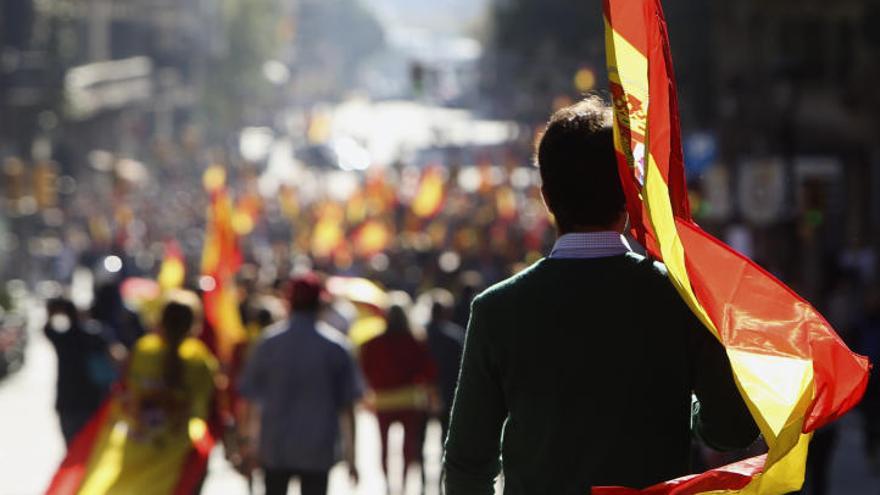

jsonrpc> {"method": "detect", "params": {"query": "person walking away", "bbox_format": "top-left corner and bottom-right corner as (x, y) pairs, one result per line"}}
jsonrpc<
(360, 293), (438, 495)
(76, 290), (218, 494)
(423, 289), (465, 495)
(238, 273), (361, 495)
(423, 289), (464, 441)
(444, 97), (758, 494)
(44, 297), (114, 445)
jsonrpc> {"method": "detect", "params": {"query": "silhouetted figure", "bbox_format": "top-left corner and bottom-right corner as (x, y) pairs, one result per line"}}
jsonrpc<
(239, 274), (361, 495)
(44, 297), (113, 445)
(360, 295), (438, 495)
(424, 288), (464, 439)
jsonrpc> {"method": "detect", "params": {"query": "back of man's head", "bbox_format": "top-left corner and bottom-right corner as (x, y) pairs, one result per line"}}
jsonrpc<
(536, 96), (625, 233)
(288, 272), (324, 314)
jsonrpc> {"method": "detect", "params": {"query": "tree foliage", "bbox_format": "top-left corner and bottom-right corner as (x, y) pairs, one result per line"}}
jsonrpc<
(201, 0), (282, 133)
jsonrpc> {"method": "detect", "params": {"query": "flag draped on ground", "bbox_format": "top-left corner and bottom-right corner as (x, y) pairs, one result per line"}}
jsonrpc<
(599, 1), (870, 494)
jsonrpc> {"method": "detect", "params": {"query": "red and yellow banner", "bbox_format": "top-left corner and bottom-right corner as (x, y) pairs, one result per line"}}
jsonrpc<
(158, 240), (186, 291)
(412, 166), (447, 219)
(599, 1), (869, 493)
(202, 170), (246, 363)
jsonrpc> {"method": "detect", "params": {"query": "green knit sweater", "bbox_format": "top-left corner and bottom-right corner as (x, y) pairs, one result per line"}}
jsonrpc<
(443, 253), (758, 494)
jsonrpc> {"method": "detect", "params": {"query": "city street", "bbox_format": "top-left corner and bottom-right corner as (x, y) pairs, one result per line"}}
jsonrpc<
(2, 1), (879, 494)
(0, 299), (876, 495)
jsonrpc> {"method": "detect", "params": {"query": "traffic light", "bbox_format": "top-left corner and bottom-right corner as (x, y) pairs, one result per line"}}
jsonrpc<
(410, 61), (425, 95)
(33, 160), (58, 209)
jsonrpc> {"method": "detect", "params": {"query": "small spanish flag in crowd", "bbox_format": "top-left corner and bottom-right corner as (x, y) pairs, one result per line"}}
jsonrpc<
(352, 219), (393, 258)
(412, 165), (446, 219)
(597, 1), (870, 494)
(157, 240), (186, 291)
(311, 202), (346, 260)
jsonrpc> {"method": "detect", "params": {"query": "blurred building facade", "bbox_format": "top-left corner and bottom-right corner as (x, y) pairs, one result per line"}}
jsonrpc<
(0, 0), (224, 282)
(712, 0), (880, 298)
(1, 0), (228, 168)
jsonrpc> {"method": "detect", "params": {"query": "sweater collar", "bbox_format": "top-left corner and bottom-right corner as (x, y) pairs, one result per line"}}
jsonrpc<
(548, 231), (632, 259)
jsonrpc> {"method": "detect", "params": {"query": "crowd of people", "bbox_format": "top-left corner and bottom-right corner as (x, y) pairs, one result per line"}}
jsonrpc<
(41, 224), (474, 495)
(21, 128), (880, 495)
(0, 95), (866, 495)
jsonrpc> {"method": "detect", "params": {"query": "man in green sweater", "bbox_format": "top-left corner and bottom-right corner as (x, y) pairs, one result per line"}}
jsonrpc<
(443, 96), (759, 494)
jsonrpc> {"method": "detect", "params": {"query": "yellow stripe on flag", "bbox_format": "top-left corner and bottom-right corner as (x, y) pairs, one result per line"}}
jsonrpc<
(642, 155), (716, 336)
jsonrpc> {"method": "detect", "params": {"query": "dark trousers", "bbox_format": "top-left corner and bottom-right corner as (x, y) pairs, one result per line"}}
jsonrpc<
(264, 467), (329, 495)
(802, 426), (837, 495)
(59, 409), (94, 446)
(377, 410), (427, 473)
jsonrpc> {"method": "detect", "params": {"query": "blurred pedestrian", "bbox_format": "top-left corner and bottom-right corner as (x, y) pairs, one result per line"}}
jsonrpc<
(423, 288), (464, 439)
(452, 272), (483, 329)
(444, 97), (758, 492)
(226, 293), (286, 485)
(44, 297), (114, 445)
(92, 279), (145, 349)
(125, 291), (217, 437)
(238, 273), (361, 495)
(360, 293), (438, 495)
(422, 289), (464, 495)
(75, 290), (218, 494)
(856, 287), (880, 473)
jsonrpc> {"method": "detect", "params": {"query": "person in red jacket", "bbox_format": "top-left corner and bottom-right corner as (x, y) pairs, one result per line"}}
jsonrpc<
(360, 294), (438, 494)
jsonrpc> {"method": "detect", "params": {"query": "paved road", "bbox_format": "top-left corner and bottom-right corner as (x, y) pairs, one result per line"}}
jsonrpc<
(1, 299), (876, 494)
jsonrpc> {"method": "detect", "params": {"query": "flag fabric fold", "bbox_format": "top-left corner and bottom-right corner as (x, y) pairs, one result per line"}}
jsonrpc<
(600, 1), (870, 493)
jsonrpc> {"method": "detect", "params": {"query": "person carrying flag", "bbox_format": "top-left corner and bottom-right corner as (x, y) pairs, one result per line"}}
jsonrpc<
(443, 97), (759, 494)
(54, 290), (219, 495)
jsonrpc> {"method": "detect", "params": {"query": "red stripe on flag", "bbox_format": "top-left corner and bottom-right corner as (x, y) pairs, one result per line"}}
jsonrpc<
(593, 454), (763, 495)
(675, 218), (870, 431)
(644, 0), (689, 219)
(171, 427), (215, 495)
(45, 399), (114, 495)
(603, 0), (649, 55)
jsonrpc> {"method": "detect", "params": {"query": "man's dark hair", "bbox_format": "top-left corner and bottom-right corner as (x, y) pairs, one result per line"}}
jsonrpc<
(288, 273), (324, 313)
(536, 96), (625, 231)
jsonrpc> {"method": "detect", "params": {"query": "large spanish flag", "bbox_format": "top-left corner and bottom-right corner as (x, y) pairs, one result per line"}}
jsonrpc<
(599, 1), (870, 494)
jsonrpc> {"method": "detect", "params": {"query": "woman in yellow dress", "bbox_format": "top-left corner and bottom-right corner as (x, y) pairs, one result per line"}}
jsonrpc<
(76, 291), (218, 495)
